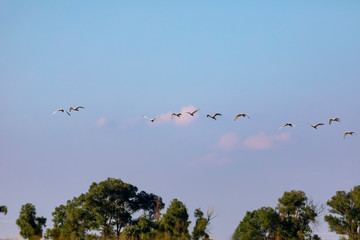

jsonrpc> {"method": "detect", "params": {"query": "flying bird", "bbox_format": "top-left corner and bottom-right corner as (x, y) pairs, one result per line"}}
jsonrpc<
(142, 115), (160, 122)
(234, 113), (250, 121)
(344, 131), (356, 139)
(186, 109), (200, 116)
(207, 113), (222, 120)
(329, 118), (340, 125)
(69, 106), (85, 112)
(171, 113), (182, 119)
(308, 122), (325, 129)
(52, 109), (70, 116)
(279, 123), (296, 129)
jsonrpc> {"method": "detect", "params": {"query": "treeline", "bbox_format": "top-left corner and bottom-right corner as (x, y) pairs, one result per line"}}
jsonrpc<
(13, 178), (214, 240)
(3, 179), (360, 240)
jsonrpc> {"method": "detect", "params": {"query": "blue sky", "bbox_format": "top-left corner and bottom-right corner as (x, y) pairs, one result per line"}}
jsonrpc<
(1, 1), (360, 239)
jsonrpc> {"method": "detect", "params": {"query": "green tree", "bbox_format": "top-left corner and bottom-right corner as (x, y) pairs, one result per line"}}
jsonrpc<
(324, 185), (360, 240)
(232, 207), (279, 240)
(84, 178), (162, 239)
(46, 195), (95, 240)
(161, 199), (191, 239)
(276, 190), (321, 239)
(0, 205), (7, 215)
(16, 203), (47, 240)
(191, 208), (215, 240)
(233, 190), (322, 240)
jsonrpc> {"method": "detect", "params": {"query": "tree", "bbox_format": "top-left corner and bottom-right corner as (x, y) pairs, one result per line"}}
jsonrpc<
(192, 208), (215, 240)
(324, 185), (360, 240)
(232, 207), (279, 240)
(46, 195), (95, 240)
(16, 203), (46, 240)
(161, 199), (191, 239)
(233, 190), (322, 240)
(0, 205), (7, 215)
(276, 190), (321, 239)
(83, 177), (163, 239)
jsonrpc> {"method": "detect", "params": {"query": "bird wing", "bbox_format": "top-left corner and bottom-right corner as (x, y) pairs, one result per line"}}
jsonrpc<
(52, 109), (60, 115)
(234, 115), (240, 121)
(329, 119), (333, 125)
(142, 115), (152, 120)
(316, 123), (324, 127)
(214, 113), (222, 117)
(192, 109), (200, 114)
(69, 107), (74, 112)
(65, 110), (71, 116)
(344, 132), (349, 139)
(152, 115), (160, 121)
(171, 113), (175, 119)
(76, 106), (85, 110)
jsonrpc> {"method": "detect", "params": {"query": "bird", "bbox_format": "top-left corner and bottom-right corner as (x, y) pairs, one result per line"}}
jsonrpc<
(308, 122), (325, 129)
(186, 109), (200, 116)
(207, 113), (222, 120)
(52, 109), (70, 116)
(234, 113), (250, 121)
(171, 113), (182, 119)
(69, 106), (85, 112)
(344, 131), (356, 139)
(142, 115), (160, 122)
(279, 123), (296, 129)
(329, 118), (340, 125)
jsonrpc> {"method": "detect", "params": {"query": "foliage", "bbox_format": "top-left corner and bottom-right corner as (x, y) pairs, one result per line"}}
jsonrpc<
(233, 207), (279, 240)
(0, 205), (8, 215)
(324, 185), (360, 240)
(16, 203), (46, 240)
(233, 190), (322, 240)
(192, 208), (215, 240)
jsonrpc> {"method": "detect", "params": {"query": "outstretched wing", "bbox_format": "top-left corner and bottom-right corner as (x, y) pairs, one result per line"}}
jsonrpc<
(192, 109), (200, 114)
(152, 115), (160, 121)
(329, 119), (333, 125)
(214, 113), (222, 117)
(76, 106), (85, 110)
(234, 115), (240, 121)
(52, 109), (60, 115)
(142, 115), (152, 120)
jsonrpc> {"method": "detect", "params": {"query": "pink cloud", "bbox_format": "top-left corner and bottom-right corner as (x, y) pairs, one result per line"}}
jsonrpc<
(150, 105), (199, 126)
(243, 132), (290, 150)
(217, 132), (240, 150)
(96, 117), (107, 127)
(189, 153), (231, 167)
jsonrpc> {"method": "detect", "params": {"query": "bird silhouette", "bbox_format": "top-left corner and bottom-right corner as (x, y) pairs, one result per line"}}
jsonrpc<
(207, 113), (222, 120)
(234, 113), (250, 121)
(329, 118), (340, 125)
(308, 122), (324, 129)
(69, 106), (85, 112)
(186, 109), (200, 116)
(52, 109), (70, 116)
(171, 113), (182, 119)
(279, 123), (296, 129)
(142, 115), (160, 122)
(344, 131), (356, 139)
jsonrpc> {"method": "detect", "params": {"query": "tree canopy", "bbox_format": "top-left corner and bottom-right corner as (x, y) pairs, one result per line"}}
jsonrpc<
(0, 205), (7, 215)
(16, 203), (47, 240)
(324, 185), (360, 240)
(233, 190), (321, 240)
